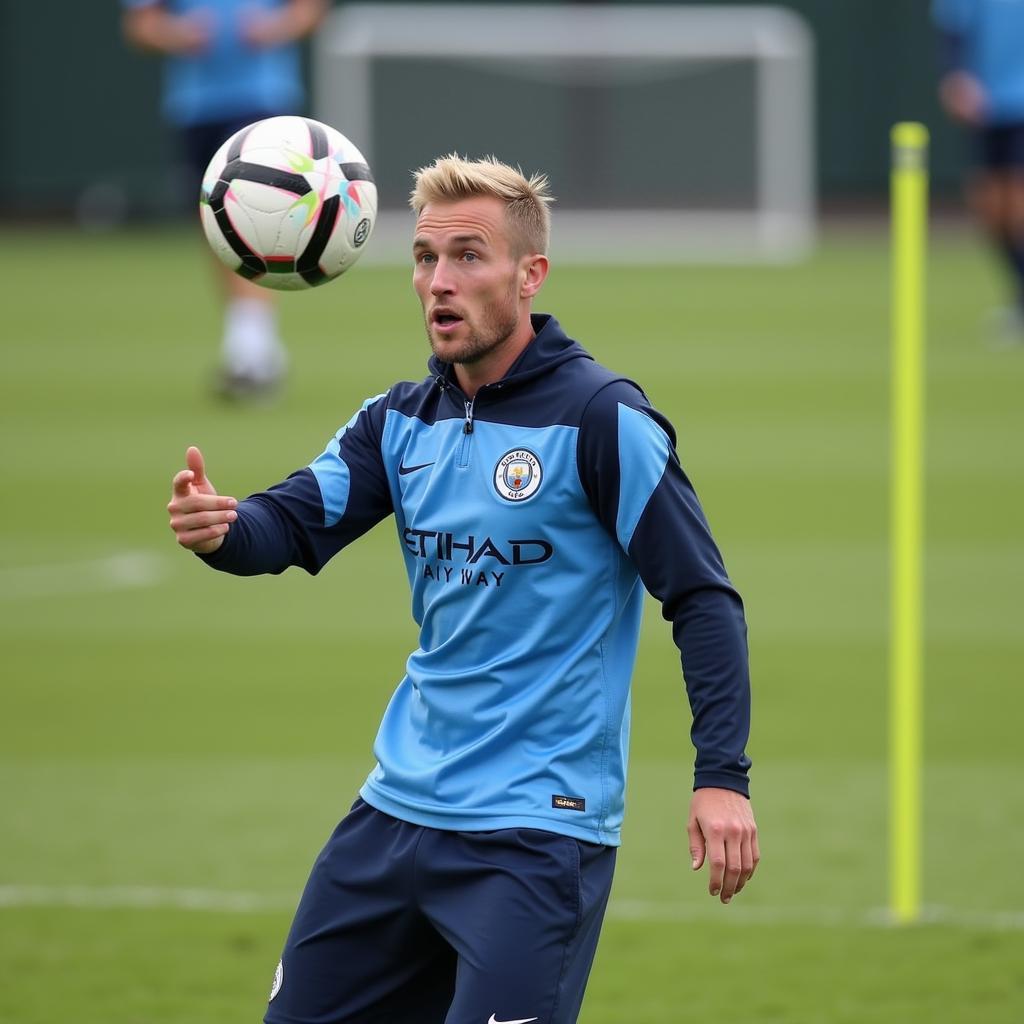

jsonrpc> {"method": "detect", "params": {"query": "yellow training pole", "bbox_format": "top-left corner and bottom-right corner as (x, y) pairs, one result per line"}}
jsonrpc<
(889, 122), (928, 925)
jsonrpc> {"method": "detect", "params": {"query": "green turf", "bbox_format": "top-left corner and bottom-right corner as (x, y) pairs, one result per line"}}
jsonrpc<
(1, 223), (1022, 1022)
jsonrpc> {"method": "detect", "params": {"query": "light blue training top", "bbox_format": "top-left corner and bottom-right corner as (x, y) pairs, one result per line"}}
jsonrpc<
(932, 0), (1024, 122)
(202, 316), (752, 847)
(123, 0), (303, 126)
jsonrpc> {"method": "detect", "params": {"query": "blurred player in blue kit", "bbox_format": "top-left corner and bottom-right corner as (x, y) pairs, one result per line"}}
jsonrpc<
(932, 0), (1024, 340)
(167, 155), (758, 1024)
(122, 0), (327, 396)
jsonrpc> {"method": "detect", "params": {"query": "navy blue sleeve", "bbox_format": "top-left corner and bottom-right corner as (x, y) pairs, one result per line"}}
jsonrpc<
(578, 380), (752, 796)
(201, 393), (394, 577)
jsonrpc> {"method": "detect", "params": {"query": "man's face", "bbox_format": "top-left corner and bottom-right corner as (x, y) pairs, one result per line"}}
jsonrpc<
(412, 196), (524, 367)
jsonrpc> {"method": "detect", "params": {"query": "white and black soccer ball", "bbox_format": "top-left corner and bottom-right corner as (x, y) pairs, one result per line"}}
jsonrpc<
(199, 115), (377, 291)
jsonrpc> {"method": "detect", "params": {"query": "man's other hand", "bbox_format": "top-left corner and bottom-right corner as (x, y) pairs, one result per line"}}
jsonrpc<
(687, 787), (759, 904)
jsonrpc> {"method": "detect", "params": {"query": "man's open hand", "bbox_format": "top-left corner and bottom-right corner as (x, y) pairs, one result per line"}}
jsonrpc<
(167, 446), (237, 554)
(687, 787), (759, 904)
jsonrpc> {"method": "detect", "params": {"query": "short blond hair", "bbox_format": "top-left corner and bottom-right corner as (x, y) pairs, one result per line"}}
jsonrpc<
(410, 154), (553, 256)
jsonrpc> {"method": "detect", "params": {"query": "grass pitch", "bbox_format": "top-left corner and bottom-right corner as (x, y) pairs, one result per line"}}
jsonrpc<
(1, 222), (1022, 1022)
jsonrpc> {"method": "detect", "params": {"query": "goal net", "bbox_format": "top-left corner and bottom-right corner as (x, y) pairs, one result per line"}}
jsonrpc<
(314, 4), (815, 263)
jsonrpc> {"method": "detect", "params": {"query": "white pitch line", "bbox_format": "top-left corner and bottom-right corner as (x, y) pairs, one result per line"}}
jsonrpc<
(0, 886), (1021, 931)
(0, 551), (167, 600)
(0, 885), (292, 914)
(609, 898), (1024, 931)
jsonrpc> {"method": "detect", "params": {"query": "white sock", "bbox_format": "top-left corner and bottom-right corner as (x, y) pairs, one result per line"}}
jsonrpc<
(221, 298), (287, 380)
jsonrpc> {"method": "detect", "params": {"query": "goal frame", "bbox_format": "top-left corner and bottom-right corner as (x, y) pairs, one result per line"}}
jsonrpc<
(314, 3), (815, 263)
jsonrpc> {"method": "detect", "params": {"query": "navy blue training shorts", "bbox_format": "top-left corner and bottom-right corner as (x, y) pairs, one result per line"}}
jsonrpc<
(179, 110), (283, 192)
(975, 121), (1024, 171)
(264, 798), (617, 1024)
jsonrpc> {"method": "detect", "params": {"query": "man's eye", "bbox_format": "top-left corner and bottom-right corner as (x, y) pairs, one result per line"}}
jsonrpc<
(417, 253), (436, 264)
(462, 252), (478, 262)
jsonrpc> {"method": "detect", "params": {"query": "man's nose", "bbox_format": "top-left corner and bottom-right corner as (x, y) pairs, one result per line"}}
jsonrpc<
(429, 258), (455, 295)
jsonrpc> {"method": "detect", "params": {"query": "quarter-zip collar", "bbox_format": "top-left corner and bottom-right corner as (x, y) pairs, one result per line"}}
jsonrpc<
(429, 313), (593, 402)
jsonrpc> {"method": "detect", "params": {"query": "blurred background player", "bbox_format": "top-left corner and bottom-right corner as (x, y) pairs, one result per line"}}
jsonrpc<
(122, 0), (327, 397)
(932, 0), (1024, 343)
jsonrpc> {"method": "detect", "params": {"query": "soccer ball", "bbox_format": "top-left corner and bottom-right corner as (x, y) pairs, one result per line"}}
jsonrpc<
(199, 115), (377, 291)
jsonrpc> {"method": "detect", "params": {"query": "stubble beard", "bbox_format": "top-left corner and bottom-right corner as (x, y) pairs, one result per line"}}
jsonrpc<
(426, 282), (520, 367)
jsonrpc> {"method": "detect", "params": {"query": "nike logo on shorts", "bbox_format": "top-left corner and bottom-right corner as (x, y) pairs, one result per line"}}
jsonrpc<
(488, 1015), (539, 1024)
(398, 460), (435, 475)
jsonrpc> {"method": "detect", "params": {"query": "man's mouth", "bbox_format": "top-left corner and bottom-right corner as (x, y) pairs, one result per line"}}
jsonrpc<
(431, 308), (465, 334)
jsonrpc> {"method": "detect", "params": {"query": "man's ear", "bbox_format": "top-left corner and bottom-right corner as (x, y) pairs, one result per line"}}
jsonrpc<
(520, 254), (549, 298)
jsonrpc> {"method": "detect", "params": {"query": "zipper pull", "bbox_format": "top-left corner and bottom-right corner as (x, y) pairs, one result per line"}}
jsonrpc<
(463, 398), (475, 434)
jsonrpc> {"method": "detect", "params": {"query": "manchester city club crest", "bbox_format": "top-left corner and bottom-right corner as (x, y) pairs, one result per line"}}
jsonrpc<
(493, 448), (543, 502)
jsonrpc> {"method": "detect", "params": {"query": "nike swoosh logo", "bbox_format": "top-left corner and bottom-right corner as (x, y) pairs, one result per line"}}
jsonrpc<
(488, 1016), (538, 1024)
(398, 461), (435, 476)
